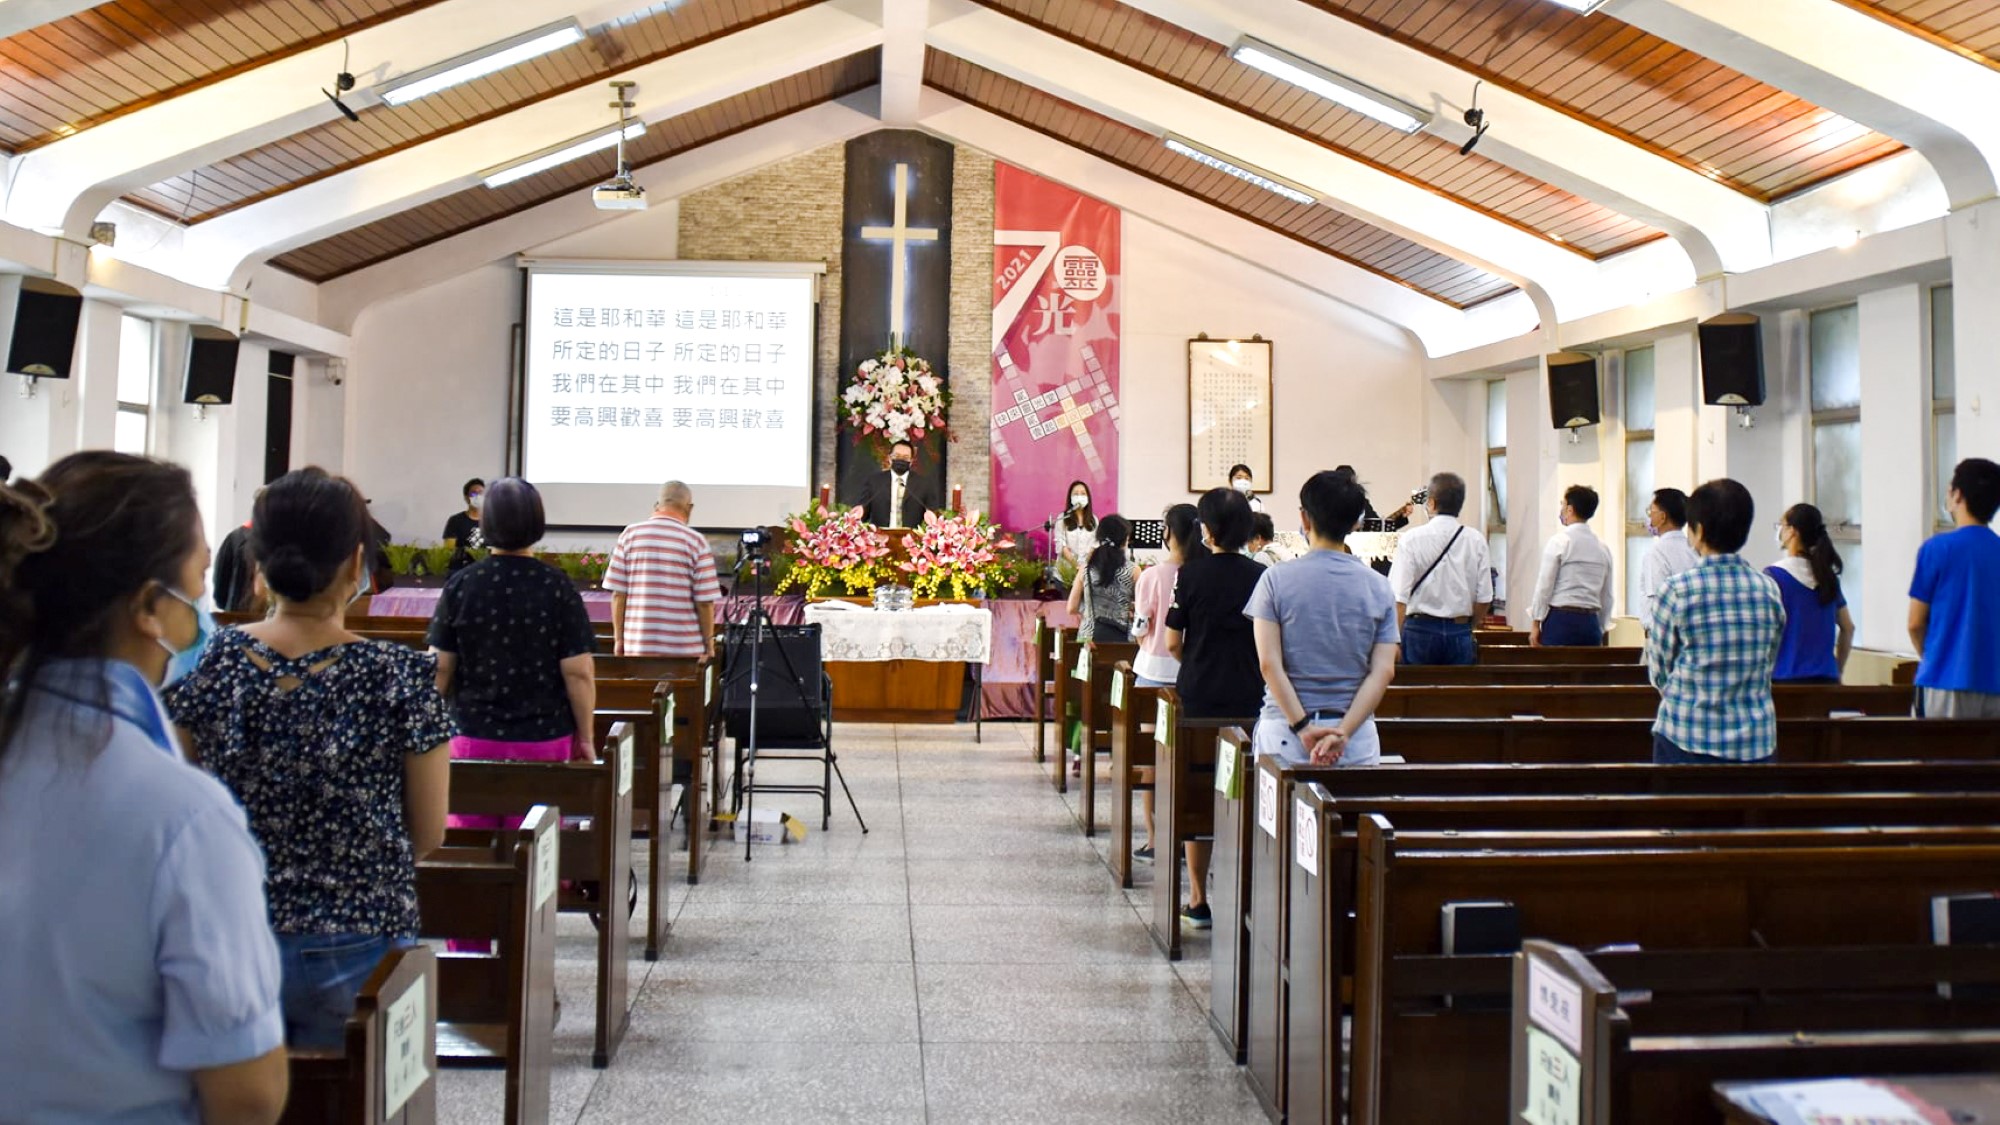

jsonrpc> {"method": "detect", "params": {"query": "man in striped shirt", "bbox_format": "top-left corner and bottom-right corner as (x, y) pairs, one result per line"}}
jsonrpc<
(606, 481), (720, 660)
(1645, 478), (1786, 763)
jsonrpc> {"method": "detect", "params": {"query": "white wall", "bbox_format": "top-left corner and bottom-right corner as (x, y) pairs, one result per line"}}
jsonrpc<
(1117, 212), (1425, 520)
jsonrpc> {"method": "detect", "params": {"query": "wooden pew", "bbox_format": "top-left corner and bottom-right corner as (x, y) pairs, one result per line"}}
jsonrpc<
(1286, 787), (2000, 1125)
(1392, 663), (1650, 686)
(447, 727), (634, 1069)
(1372, 683), (1913, 719)
(1106, 662), (1164, 889)
(590, 690), (671, 962)
(1473, 628), (1530, 645)
(280, 945), (438, 1125)
(1147, 691), (1249, 962)
(1049, 627), (1077, 792)
(1515, 939), (2000, 1125)
(1238, 754), (2000, 1123)
(1032, 617), (1056, 764)
(1350, 820), (2000, 1125)
(1478, 646), (1642, 665)
(1074, 639), (1140, 837)
(1374, 715), (2000, 764)
(416, 805), (557, 1125)
(596, 655), (721, 888)
(1209, 726), (1258, 1063)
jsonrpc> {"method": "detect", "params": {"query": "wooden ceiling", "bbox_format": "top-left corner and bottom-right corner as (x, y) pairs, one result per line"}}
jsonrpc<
(1295, 0), (1905, 200)
(124, 0), (819, 224)
(0, 0), (448, 153)
(926, 50), (1518, 308)
(270, 51), (880, 282)
(971, 0), (1662, 260)
(1834, 1), (2000, 68)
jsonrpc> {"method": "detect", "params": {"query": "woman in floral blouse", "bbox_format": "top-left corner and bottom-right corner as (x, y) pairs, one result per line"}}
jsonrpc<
(168, 467), (452, 1049)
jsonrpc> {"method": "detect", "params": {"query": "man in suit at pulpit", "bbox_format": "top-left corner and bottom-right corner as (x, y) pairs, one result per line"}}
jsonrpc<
(858, 439), (940, 528)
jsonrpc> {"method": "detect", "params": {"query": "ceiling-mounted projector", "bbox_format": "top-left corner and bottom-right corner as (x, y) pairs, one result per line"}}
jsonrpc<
(593, 174), (646, 210)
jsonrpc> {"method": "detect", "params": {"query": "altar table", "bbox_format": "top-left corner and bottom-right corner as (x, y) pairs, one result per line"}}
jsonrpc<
(803, 603), (993, 724)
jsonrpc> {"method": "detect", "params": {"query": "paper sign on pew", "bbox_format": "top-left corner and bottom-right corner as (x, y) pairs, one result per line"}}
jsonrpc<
(534, 822), (560, 911)
(1215, 739), (1240, 800)
(1110, 672), (1125, 711)
(382, 974), (429, 1118)
(1293, 798), (1319, 876)
(1257, 768), (1279, 839)
(1526, 955), (1584, 1054)
(1521, 1026), (1580, 1125)
(1073, 648), (1089, 682)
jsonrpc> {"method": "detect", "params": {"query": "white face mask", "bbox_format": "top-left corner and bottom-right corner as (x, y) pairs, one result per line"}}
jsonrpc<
(1233, 479), (1253, 494)
(1071, 494), (1088, 510)
(469, 492), (484, 511)
(1776, 526), (1787, 549)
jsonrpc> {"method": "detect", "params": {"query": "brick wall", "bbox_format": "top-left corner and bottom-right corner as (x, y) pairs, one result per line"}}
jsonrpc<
(676, 135), (998, 518)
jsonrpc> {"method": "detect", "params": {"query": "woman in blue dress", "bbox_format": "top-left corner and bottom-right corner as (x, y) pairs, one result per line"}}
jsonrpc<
(1766, 503), (1855, 684)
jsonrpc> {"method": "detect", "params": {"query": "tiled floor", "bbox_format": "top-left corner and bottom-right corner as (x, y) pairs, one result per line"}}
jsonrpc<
(436, 720), (1265, 1123)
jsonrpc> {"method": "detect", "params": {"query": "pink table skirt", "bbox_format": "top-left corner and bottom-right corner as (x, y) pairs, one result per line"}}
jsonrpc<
(363, 587), (1071, 720)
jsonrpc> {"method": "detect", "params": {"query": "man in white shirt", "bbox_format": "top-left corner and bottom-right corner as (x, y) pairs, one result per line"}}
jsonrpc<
(1638, 487), (1700, 629)
(1529, 484), (1618, 646)
(1389, 472), (1493, 665)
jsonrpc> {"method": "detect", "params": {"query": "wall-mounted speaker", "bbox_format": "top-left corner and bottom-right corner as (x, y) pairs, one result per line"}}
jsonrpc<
(1546, 351), (1600, 430)
(1699, 313), (1765, 407)
(4, 278), (84, 379)
(183, 326), (241, 405)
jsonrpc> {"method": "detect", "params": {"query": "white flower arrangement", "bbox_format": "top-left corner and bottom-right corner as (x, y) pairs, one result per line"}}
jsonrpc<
(841, 346), (952, 452)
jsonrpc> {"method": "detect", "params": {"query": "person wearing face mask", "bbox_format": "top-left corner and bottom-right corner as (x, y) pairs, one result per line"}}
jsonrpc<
(442, 477), (486, 573)
(0, 452), (289, 1124)
(1228, 463), (1265, 513)
(1637, 488), (1698, 629)
(166, 466), (453, 1049)
(1059, 479), (1098, 566)
(1528, 485), (1617, 647)
(1767, 503), (1854, 684)
(859, 440), (939, 529)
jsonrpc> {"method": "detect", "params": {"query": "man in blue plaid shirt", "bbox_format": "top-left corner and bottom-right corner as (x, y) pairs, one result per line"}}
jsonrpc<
(1646, 478), (1786, 763)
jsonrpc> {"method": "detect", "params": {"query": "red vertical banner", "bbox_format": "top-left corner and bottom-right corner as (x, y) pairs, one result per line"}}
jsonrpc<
(989, 164), (1121, 543)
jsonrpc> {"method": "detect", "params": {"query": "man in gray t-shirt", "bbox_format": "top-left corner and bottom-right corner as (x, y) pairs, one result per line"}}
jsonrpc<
(1245, 470), (1401, 766)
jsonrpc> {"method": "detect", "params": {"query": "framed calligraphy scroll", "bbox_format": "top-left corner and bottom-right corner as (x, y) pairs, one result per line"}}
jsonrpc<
(1187, 336), (1273, 494)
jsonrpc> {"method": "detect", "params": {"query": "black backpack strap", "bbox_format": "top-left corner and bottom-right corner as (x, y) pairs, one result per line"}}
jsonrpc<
(1407, 525), (1467, 602)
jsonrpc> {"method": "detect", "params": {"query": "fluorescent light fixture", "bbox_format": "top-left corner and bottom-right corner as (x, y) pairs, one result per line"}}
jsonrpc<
(382, 21), (585, 106)
(1541, 0), (1608, 11)
(1230, 37), (1431, 134)
(1163, 135), (1317, 206)
(483, 122), (645, 189)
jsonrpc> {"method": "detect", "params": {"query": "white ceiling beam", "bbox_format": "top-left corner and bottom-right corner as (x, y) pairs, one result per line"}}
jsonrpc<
(0, 0), (677, 238)
(151, 2), (884, 292)
(1608, 0), (2000, 208)
(0, 0), (102, 39)
(915, 89), (1541, 357)
(1117, 0), (1772, 277)
(929, 1), (1678, 323)
(878, 0), (927, 126)
(318, 99), (882, 332)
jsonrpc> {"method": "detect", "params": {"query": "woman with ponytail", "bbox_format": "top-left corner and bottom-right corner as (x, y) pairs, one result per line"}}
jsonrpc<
(0, 453), (287, 1123)
(1766, 503), (1855, 683)
(1067, 513), (1135, 644)
(166, 467), (453, 1049)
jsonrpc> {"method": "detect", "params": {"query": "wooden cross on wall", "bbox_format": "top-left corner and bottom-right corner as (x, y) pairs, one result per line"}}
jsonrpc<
(859, 162), (939, 344)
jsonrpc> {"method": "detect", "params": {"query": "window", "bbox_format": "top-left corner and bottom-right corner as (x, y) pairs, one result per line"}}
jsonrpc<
(113, 316), (154, 455)
(1485, 379), (1508, 599)
(1808, 305), (1862, 629)
(1932, 285), (1956, 530)
(1622, 347), (1656, 616)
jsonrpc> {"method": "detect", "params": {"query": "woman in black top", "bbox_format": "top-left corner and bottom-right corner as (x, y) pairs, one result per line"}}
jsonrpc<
(1161, 486), (1266, 929)
(429, 478), (597, 771)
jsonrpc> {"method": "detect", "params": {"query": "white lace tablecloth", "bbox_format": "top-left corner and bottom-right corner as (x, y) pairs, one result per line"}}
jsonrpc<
(802, 603), (994, 664)
(1345, 532), (1400, 564)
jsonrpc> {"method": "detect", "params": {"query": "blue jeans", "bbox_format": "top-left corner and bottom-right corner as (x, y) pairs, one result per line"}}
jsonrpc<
(1539, 608), (1604, 647)
(1652, 731), (1768, 765)
(1401, 617), (1477, 666)
(277, 932), (396, 1048)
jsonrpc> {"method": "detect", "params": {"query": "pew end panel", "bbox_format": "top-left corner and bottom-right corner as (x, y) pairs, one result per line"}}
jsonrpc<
(1077, 641), (1139, 839)
(1107, 662), (1162, 891)
(280, 944), (440, 1125)
(1208, 726), (1257, 1063)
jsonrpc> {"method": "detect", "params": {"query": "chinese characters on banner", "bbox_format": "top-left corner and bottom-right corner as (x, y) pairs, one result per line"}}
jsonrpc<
(522, 273), (814, 486)
(989, 164), (1121, 543)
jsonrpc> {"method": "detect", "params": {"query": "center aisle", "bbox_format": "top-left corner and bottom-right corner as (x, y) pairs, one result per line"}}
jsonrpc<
(439, 721), (1265, 1124)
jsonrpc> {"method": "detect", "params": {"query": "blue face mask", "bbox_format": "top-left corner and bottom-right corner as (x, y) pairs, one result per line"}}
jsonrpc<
(156, 586), (215, 688)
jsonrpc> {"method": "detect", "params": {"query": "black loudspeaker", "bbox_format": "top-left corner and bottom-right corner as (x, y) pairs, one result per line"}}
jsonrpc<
(1699, 313), (1765, 407)
(183, 329), (240, 404)
(7, 282), (83, 379)
(720, 623), (825, 744)
(1546, 351), (1600, 430)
